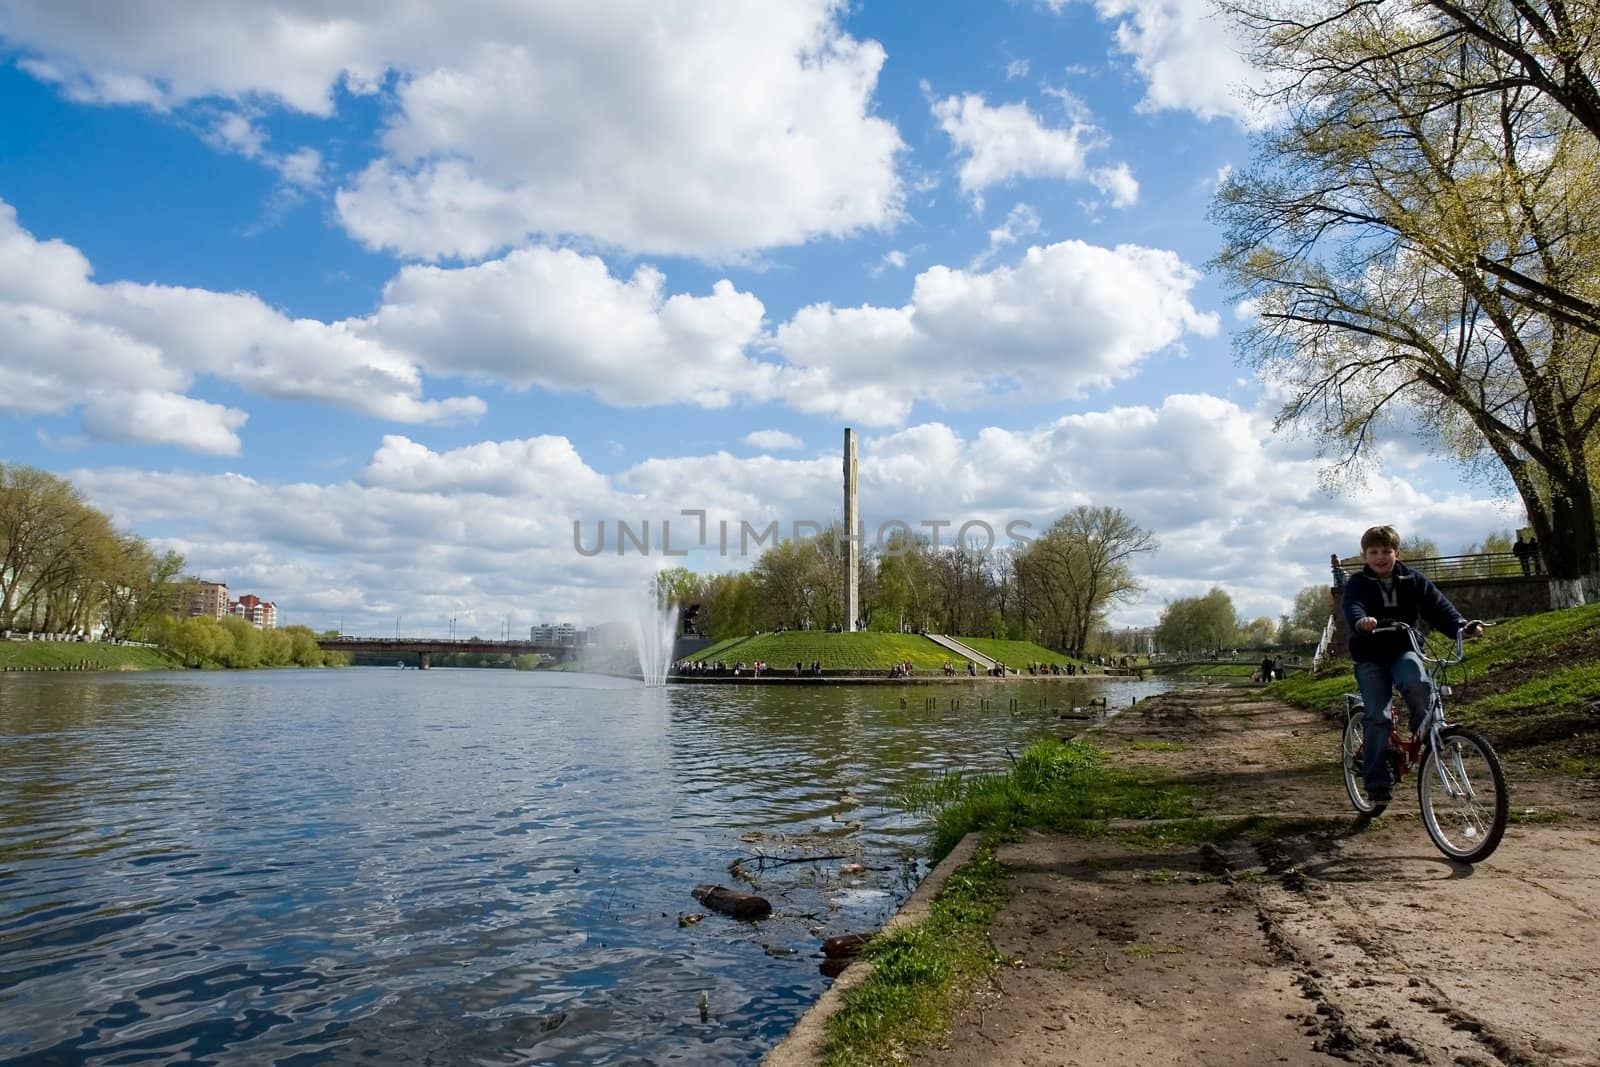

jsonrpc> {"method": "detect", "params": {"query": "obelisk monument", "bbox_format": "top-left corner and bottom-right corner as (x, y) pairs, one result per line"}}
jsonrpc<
(843, 427), (859, 631)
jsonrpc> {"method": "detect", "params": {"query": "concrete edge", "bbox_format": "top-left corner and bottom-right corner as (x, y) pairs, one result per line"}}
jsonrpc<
(760, 831), (985, 1067)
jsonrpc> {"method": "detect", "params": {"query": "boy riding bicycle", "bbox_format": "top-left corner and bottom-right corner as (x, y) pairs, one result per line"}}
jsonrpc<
(1342, 526), (1483, 805)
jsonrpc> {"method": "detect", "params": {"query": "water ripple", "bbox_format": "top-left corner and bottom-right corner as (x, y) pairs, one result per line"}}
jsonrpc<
(0, 669), (1166, 1063)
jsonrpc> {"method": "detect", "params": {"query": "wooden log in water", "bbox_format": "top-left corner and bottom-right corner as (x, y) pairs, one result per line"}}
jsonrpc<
(691, 884), (772, 920)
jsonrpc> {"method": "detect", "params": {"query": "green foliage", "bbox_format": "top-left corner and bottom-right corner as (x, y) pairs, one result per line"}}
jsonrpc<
(146, 616), (345, 669)
(1155, 588), (1238, 654)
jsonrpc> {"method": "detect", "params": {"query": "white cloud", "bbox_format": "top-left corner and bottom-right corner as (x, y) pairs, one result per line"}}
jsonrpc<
(744, 429), (804, 450)
(974, 203), (1043, 267)
(81, 390), (248, 455)
(931, 91), (1109, 204)
(1005, 58), (1030, 79)
(362, 247), (775, 408)
(65, 404), (1516, 635)
(773, 239), (1220, 424)
(1084, 0), (1276, 128)
(0, 1), (906, 259)
(0, 199), (483, 451)
(870, 249), (909, 276)
(1090, 162), (1139, 207)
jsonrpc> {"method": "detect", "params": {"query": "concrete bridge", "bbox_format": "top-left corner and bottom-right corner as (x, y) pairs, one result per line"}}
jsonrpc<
(315, 636), (579, 669)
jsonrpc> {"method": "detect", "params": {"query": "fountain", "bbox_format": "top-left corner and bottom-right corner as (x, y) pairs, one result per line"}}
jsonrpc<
(631, 578), (679, 687)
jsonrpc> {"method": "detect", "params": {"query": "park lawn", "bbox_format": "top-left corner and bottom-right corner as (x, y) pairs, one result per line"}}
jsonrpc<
(1166, 663), (1257, 677)
(688, 632), (956, 670)
(951, 637), (1087, 668)
(0, 641), (179, 671)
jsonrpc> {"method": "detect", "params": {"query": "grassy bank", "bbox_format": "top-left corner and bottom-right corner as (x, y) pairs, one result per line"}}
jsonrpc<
(687, 631), (1084, 671)
(820, 740), (1194, 1064)
(0, 640), (179, 671)
(1269, 601), (1600, 775)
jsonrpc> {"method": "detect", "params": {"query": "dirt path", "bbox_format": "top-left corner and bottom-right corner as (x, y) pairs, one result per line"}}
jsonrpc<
(917, 689), (1600, 1066)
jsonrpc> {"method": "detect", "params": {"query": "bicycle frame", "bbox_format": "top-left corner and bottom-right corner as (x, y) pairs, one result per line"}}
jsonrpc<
(1348, 624), (1466, 791)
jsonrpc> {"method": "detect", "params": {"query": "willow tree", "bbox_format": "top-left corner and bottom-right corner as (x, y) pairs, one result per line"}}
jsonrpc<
(1213, 0), (1600, 603)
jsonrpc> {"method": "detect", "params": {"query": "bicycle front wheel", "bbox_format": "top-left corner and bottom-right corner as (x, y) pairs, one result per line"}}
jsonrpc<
(1418, 726), (1508, 863)
(1342, 708), (1386, 816)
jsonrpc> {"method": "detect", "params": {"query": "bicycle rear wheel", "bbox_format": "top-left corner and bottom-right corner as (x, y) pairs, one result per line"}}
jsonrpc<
(1342, 708), (1386, 816)
(1418, 726), (1508, 863)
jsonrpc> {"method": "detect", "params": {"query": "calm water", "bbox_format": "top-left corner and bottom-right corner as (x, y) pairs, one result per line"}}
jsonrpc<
(0, 668), (1168, 1065)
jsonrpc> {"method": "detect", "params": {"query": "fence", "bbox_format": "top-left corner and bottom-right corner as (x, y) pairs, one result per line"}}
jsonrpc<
(1337, 551), (1530, 582)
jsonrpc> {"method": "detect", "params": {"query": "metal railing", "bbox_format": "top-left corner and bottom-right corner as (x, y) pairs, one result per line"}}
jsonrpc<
(1336, 551), (1534, 582)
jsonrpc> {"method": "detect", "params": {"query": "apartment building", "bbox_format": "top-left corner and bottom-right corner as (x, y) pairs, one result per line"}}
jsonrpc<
(185, 580), (230, 619)
(230, 594), (278, 630)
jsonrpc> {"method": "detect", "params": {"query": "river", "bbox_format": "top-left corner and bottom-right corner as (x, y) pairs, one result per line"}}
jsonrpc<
(0, 667), (1169, 1064)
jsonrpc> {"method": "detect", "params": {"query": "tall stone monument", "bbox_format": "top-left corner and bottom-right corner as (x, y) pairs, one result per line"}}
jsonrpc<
(843, 427), (859, 632)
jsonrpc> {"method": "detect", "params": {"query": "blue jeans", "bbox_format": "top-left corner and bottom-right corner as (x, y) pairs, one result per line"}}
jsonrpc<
(1355, 653), (1432, 793)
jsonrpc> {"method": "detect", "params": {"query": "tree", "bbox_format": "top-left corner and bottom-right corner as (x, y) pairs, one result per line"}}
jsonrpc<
(1018, 507), (1157, 652)
(1224, 0), (1600, 333)
(1214, 0), (1600, 602)
(1156, 589), (1240, 654)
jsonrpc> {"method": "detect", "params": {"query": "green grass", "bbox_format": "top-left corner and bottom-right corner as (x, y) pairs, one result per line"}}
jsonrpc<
(0, 640), (179, 671)
(948, 637), (1087, 668)
(821, 845), (1009, 1067)
(899, 738), (1195, 863)
(686, 631), (1100, 671)
(1164, 663), (1258, 677)
(687, 631), (959, 669)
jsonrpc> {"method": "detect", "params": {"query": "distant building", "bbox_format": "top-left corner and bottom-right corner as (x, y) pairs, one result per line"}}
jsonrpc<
(230, 594), (278, 630)
(530, 621), (586, 646)
(185, 580), (229, 619)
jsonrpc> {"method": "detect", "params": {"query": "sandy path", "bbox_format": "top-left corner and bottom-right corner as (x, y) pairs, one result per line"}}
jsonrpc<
(916, 689), (1600, 1066)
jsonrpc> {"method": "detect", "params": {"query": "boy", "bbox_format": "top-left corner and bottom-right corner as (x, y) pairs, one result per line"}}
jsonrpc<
(1342, 525), (1483, 804)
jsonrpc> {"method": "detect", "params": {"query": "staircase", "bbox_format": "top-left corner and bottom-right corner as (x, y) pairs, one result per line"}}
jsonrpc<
(923, 634), (999, 671)
(1311, 613), (1337, 673)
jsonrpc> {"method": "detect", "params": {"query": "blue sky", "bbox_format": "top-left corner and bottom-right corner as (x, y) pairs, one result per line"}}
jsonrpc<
(0, 0), (1518, 635)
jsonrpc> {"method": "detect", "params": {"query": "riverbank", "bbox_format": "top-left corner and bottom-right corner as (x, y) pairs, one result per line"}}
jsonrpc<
(0, 639), (178, 671)
(792, 681), (1600, 1063)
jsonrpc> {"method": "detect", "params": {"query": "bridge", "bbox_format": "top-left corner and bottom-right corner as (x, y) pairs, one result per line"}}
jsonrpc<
(315, 636), (582, 669)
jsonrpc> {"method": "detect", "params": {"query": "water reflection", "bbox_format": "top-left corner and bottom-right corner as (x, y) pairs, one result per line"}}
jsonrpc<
(0, 668), (1166, 1063)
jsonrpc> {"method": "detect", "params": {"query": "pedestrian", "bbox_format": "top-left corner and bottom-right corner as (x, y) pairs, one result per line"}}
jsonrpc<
(1528, 536), (1544, 575)
(1513, 533), (1532, 576)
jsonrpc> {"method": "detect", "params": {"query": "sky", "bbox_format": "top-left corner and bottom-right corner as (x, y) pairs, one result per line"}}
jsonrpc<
(0, 0), (1523, 637)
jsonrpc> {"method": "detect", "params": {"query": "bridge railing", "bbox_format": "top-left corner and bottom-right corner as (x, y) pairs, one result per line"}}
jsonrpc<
(1336, 551), (1528, 582)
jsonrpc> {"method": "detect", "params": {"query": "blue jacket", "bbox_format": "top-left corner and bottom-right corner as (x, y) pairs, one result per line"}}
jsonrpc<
(1342, 561), (1467, 663)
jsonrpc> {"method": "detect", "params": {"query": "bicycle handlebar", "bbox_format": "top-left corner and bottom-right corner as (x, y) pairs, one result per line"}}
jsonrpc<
(1365, 619), (1485, 666)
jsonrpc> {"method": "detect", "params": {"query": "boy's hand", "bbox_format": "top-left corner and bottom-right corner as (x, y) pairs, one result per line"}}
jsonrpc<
(1357, 617), (1378, 632)
(1464, 620), (1485, 638)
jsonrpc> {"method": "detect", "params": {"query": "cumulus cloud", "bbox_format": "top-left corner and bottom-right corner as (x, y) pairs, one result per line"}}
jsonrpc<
(774, 239), (1219, 424)
(0, 1), (907, 259)
(743, 429), (804, 450)
(81, 390), (248, 455)
(0, 199), (483, 451)
(363, 247), (775, 407)
(1080, 0), (1276, 128)
(67, 403), (1516, 635)
(930, 90), (1136, 207)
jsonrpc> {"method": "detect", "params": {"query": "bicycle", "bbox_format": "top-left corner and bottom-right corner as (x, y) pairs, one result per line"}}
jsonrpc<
(1340, 621), (1509, 864)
